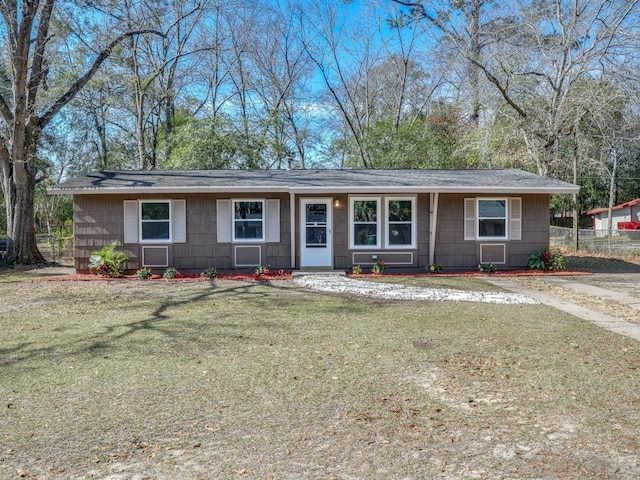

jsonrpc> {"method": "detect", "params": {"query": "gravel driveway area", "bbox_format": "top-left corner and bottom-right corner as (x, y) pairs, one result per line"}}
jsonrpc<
(293, 274), (538, 304)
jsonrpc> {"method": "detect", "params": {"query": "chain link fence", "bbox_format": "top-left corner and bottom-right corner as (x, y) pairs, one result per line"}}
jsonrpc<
(36, 234), (74, 263)
(550, 226), (640, 255)
(0, 235), (73, 263)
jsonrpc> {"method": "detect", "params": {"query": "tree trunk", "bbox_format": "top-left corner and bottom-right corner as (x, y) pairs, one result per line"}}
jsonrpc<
(606, 146), (617, 238)
(572, 126), (579, 251)
(467, 0), (481, 126)
(2, 153), (45, 264)
(136, 93), (147, 169)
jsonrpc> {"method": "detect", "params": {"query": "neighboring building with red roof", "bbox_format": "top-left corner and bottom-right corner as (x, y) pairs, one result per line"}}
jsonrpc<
(587, 198), (640, 231)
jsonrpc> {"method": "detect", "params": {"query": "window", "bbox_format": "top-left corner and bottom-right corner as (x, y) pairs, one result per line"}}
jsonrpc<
(464, 197), (521, 241)
(477, 199), (507, 239)
(352, 198), (380, 248)
(350, 196), (416, 249)
(387, 198), (415, 247)
(233, 200), (265, 241)
(140, 201), (171, 241)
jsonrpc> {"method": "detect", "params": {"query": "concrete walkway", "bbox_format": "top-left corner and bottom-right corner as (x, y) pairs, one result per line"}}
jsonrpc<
(484, 276), (640, 342)
(539, 276), (640, 312)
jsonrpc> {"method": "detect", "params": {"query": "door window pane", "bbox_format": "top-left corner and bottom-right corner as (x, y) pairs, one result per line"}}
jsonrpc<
(306, 204), (327, 223)
(306, 226), (327, 247)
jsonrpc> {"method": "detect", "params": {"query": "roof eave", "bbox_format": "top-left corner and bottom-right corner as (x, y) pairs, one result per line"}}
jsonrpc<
(48, 185), (580, 196)
(290, 186), (580, 195)
(47, 185), (291, 195)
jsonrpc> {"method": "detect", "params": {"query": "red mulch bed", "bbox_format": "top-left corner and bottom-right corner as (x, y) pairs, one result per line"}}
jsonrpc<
(348, 269), (589, 278)
(41, 271), (293, 282)
(41, 269), (587, 282)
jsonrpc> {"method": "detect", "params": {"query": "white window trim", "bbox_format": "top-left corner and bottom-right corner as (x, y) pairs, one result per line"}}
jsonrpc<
(139, 200), (172, 243)
(385, 196), (417, 249)
(232, 199), (266, 243)
(350, 196), (381, 249)
(476, 197), (508, 241)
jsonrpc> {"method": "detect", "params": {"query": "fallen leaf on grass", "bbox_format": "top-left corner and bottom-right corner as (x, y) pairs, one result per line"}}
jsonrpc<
(354, 411), (379, 421)
(412, 340), (435, 350)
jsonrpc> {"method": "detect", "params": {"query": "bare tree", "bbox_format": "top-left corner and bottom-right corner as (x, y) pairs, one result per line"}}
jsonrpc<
(246, 4), (314, 169)
(397, 0), (640, 176)
(107, 0), (211, 169)
(0, 0), (159, 264)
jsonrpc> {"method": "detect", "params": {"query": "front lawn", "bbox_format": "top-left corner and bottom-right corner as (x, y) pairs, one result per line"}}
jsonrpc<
(1, 274), (638, 479)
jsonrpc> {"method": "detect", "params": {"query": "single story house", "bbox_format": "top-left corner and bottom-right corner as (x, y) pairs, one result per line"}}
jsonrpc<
(48, 169), (579, 273)
(587, 198), (640, 232)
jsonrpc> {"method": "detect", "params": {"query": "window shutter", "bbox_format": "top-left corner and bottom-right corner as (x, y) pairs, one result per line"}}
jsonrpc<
(123, 200), (139, 243)
(265, 199), (280, 243)
(464, 198), (476, 240)
(509, 197), (522, 240)
(217, 199), (232, 243)
(172, 199), (187, 243)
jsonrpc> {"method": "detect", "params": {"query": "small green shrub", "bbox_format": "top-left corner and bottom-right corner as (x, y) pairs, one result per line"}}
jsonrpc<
(549, 252), (566, 271)
(528, 248), (566, 271)
(136, 268), (153, 280)
(426, 264), (441, 274)
(201, 267), (218, 279)
(371, 260), (387, 275)
(478, 262), (496, 273)
(254, 264), (271, 276)
(351, 265), (363, 275)
(89, 241), (129, 278)
(163, 267), (178, 279)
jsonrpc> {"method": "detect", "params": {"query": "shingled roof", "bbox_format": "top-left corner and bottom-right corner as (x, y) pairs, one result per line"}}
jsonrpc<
(48, 168), (579, 195)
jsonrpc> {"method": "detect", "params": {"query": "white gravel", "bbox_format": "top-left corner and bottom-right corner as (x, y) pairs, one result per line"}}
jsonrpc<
(293, 275), (538, 305)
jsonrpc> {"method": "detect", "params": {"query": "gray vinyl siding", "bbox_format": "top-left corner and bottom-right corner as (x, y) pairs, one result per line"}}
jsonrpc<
(416, 194), (430, 267)
(434, 194), (550, 269)
(332, 194), (349, 269)
(74, 195), (130, 271)
(73, 193), (291, 272)
(72, 191), (551, 272)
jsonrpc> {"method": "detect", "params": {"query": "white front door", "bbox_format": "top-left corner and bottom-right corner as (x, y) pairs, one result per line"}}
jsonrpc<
(300, 198), (333, 268)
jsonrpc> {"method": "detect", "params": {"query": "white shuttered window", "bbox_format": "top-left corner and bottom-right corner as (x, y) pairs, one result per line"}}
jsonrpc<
(217, 198), (280, 243)
(123, 199), (186, 244)
(464, 197), (522, 241)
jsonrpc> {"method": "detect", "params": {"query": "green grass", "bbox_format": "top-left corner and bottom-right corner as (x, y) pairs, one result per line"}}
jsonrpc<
(1, 275), (639, 479)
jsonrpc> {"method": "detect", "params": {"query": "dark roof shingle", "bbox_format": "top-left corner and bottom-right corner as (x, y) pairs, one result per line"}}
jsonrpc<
(48, 168), (579, 195)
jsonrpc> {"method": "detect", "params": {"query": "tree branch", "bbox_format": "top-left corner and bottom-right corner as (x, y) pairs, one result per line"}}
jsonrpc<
(0, 92), (13, 124)
(27, 0), (55, 111)
(469, 56), (528, 119)
(39, 29), (163, 129)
